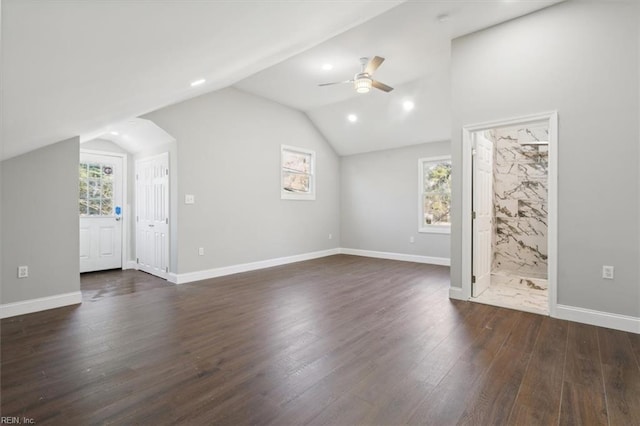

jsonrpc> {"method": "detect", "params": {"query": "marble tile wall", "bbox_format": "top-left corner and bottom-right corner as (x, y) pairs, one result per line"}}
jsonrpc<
(488, 124), (548, 279)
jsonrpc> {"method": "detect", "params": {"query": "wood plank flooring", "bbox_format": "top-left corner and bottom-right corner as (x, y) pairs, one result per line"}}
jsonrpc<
(1, 255), (639, 425)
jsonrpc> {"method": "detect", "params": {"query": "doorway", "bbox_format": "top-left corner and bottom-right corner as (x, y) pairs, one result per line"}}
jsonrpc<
(79, 151), (126, 272)
(461, 112), (558, 316)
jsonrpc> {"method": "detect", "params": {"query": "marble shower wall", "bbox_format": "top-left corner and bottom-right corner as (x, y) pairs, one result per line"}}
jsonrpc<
(488, 124), (548, 279)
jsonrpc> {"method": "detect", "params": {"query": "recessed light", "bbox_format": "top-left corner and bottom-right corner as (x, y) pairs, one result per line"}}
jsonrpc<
(190, 79), (206, 87)
(347, 114), (358, 123)
(322, 63), (333, 71)
(110, 131), (119, 136)
(403, 101), (415, 111)
(437, 13), (450, 22)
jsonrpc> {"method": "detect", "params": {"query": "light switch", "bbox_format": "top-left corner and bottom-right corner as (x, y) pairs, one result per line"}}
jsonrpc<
(185, 194), (195, 204)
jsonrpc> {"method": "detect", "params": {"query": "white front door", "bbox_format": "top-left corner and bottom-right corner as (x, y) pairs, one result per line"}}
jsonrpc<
(136, 153), (169, 279)
(472, 133), (493, 297)
(79, 152), (123, 273)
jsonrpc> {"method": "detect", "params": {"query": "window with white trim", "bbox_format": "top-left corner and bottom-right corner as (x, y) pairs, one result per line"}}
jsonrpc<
(281, 145), (315, 200)
(419, 156), (451, 233)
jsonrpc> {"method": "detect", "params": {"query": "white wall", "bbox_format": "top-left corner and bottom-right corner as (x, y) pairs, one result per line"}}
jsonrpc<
(341, 141), (450, 261)
(450, 1), (640, 317)
(1, 137), (81, 304)
(143, 87), (340, 274)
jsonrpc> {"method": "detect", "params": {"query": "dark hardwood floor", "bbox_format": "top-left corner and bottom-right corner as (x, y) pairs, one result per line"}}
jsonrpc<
(2, 255), (639, 425)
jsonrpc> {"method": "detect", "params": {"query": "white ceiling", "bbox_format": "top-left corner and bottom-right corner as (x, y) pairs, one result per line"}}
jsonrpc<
(235, 0), (562, 156)
(1, 0), (562, 160)
(1, 0), (402, 160)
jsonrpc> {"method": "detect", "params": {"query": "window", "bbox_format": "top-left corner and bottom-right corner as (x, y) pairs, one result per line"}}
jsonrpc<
(79, 161), (115, 216)
(419, 156), (451, 233)
(281, 145), (315, 200)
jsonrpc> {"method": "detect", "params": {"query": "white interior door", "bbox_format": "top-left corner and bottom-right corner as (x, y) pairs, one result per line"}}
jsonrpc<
(136, 153), (169, 279)
(79, 152), (123, 273)
(472, 133), (493, 297)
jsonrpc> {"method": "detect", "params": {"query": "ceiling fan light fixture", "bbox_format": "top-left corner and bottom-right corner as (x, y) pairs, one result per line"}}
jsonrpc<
(354, 77), (372, 94)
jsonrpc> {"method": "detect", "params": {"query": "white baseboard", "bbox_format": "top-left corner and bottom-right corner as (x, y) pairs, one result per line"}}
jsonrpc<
(448, 286), (466, 301)
(173, 248), (341, 284)
(339, 248), (450, 266)
(170, 248), (449, 285)
(123, 260), (138, 270)
(555, 304), (640, 334)
(0, 292), (82, 319)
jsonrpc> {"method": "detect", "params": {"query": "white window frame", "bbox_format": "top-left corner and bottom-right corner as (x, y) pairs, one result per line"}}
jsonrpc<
(281, 145), (316, 201)
(418, 155), (452, 234)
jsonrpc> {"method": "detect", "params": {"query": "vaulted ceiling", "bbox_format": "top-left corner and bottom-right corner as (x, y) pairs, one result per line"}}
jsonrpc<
(1, 0), (561, 160)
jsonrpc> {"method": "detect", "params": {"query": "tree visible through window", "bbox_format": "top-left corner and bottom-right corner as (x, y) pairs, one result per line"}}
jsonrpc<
(419, 156), (451, 233)
(79, 162), (114, 216)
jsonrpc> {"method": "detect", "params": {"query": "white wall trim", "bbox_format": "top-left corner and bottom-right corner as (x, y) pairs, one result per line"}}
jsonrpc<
(449, 286), (465, 300)
(555, 304), (640, 334)
(0, 292), (82, 319)
(172, 248), (341, 284)
(170, 248), (449, 285)
(123, 260), (138, 270)
(340, 248), (450, 266)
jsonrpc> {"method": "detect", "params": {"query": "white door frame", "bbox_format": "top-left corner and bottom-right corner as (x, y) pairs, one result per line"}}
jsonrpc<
(461, 111), (558, 316)
(80, 149), (129, 270)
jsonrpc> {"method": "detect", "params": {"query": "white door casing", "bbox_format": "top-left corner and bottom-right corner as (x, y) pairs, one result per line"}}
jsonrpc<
(136, 153), (169, 279)
(460, 111), (558, 317)
(472, 133), (493, 297)
(79, 152), (124, 273)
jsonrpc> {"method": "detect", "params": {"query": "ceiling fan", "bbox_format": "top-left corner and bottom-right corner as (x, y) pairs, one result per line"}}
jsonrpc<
(319, 56), (394, 94)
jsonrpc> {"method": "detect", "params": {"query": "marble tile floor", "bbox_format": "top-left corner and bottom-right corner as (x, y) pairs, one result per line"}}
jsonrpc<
(472, 273), (548, 315)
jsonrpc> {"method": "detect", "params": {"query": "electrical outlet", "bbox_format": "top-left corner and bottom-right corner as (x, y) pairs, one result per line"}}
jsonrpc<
(198, 247), (205, 256)
(185, 194), (195, 204)
(18, 266), (28, 278)
(409, 236), (415, 244)
(602, 265), (614, 280)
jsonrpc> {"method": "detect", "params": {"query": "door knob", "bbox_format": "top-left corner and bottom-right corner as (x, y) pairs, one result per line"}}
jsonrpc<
(115, 217), (121, 221)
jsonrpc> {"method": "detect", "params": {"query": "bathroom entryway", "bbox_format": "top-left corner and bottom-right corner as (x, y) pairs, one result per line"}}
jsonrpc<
(462, 112), (558, 316)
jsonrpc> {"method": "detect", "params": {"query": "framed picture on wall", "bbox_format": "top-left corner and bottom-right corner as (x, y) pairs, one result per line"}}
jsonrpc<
(281, 145), (315, 200)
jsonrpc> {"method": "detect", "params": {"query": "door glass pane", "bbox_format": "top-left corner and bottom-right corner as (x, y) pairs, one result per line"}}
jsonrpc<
(88, 179), (101, 198)
(102, 199), (113, 215)
(79, 160), (116, 216)
(88, 163), (101, 178)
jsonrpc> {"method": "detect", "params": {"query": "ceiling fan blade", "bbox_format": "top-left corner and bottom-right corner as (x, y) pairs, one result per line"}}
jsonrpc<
(364, 56), (385, 75)
(318, 80), (352, 87)
(372, 80), (394, 92)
